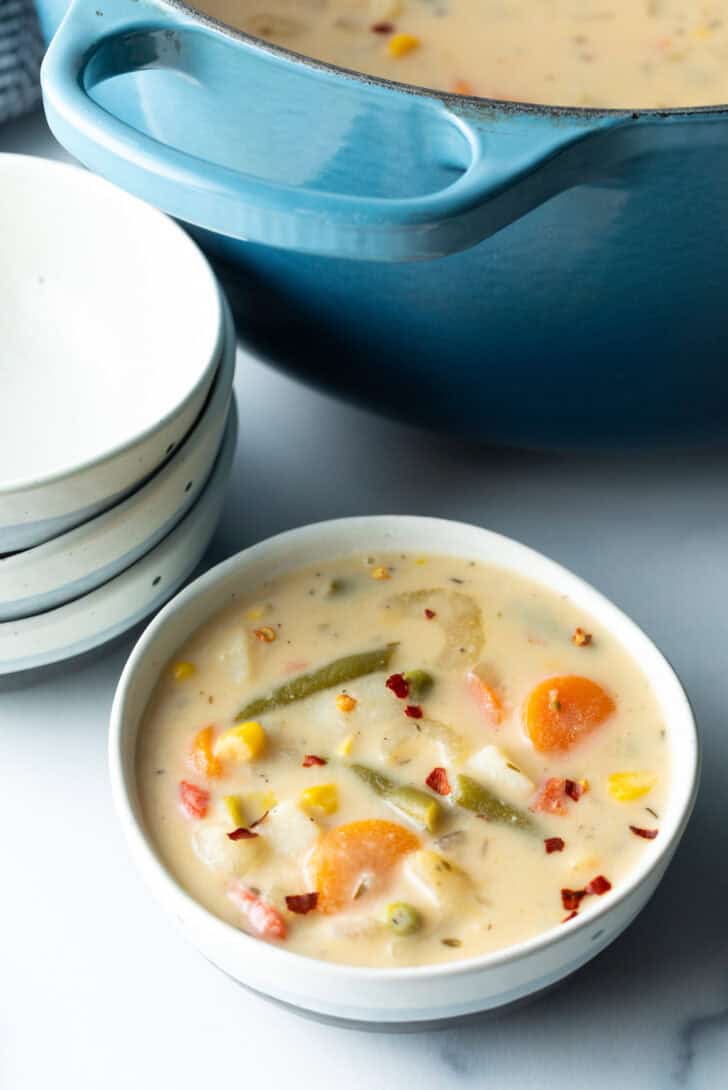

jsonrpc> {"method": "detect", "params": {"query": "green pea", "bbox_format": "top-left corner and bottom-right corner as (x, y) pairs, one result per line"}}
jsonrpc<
(403, 669), (434, 700)
(386, 902), (422, 936)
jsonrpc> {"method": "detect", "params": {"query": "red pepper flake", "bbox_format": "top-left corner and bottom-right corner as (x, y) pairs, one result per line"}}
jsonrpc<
(564, 779), (584, 802)
(424, 608), (436, 619)
(227, 827), (259, 840)
(561, 888), (588, 912)
(386, 673), (410, 699)
(630, 825), (659, 839)
(302, 754), (327, 767)
(544, 837), (565, 854)
(426, 767), (451, 796)
(370, 20), (394, 33)
(587, 875), (612, 896)
(285, 892), (319, 914)
(179, 780), (209, 819)
(405, 704), (423, 719)
(562, 910), (579, 923)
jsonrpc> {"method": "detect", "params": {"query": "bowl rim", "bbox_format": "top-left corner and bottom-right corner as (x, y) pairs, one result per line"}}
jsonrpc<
(0, 153), (223, 498)
(109, 515), (700, 984)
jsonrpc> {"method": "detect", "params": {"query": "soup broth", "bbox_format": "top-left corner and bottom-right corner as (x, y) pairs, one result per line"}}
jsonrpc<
(194, 0), (728, 108)
(138, 552), (668, 968)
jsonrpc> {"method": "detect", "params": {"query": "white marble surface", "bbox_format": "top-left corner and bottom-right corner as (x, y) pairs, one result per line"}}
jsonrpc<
(2, 110), (727, 1090)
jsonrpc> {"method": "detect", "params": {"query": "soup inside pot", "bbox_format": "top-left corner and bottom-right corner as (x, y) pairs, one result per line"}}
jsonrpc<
(138, 551), (669, 968)
(191, 0), (728, 108)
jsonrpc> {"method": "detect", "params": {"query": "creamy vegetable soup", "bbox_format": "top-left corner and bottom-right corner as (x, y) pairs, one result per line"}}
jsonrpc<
(138, 553), (668, 968)
(196, 0), (728, 108)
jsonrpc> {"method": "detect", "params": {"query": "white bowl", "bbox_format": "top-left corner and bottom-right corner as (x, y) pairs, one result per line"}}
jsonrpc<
(0, 153), (224, 551)
(0, 295), (236, 621)
(109, 517), (699, 1027)
(0, 400), (237, 678)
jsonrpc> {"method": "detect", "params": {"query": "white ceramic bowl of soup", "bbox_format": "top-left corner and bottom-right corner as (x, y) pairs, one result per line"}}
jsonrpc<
(109, 516), (699, 1026)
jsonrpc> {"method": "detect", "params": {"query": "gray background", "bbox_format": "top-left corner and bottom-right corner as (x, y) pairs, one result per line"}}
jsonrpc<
(1, 111), (726, 1090)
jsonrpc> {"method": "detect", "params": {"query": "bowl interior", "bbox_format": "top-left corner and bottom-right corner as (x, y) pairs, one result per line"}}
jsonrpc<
(0, 154), (222, 493)
(111, 516), (699, 981)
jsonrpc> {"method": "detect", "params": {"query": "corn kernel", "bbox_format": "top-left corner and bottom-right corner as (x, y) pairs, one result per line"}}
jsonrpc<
(336, 693), (357, 713)
(415, 557), (427, 565)
(336, 733), (355, 757)
(172, 661), (195, 681)
(299, 783), (339, 816)
(608, 771), (657, 802)
(371, 566), (391, 581)
(254, 626), (276, 643)
(691, 24), (711, 39)
(223, 794), (246, 827)
(214, 721), (266, 763)
(387, 32), (420, 57)
(245, 606), (264, 621)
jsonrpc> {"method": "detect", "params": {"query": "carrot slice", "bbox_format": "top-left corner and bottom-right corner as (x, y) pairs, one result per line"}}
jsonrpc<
(189, 725), (222, 779)
(312, 819), (420, 914)
(467, 667), (503, 726)
(524, 676), (615, 753)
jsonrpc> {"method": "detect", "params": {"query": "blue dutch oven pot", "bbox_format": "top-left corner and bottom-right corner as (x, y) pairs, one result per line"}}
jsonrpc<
(38, 0), (728, 446)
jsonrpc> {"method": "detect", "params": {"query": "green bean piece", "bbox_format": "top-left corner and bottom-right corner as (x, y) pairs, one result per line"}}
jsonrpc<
(403, 669), (434, 700)
(350, 763), (442, 832)
(454, 774), (534, 832)
(386, 902), (422, 936)
(388, 786), (441, 832)
(234, 644), (397, 722)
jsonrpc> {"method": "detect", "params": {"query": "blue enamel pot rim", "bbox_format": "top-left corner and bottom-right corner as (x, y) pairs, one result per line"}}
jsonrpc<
(164, 0), (728, 120)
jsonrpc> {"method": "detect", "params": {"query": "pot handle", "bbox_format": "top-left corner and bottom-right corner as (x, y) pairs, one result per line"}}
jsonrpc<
(42, 0), (627, 262)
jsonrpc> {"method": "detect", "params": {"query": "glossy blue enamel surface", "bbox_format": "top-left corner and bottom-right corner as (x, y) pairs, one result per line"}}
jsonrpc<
(37, 0), (728, 446)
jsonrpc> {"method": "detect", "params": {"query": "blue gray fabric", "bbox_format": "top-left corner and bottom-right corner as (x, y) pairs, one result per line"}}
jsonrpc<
(0, 0), (44, 124)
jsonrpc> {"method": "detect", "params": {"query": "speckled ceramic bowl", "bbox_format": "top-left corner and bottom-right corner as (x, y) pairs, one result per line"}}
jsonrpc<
(0, 295), (235, 622)
(109, 517), (699, 1027)
(0, 153), (223, 551)
(0, 401), (236, 678)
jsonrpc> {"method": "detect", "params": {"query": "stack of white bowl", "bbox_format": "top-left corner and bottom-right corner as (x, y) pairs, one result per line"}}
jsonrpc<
(0, 154), (237, 679)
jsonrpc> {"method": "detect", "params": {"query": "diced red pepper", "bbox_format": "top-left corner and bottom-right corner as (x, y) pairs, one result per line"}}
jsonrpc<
(227, 881), (287, 940)
(630, 825), (659, 839)
(371, 20), (394, 33)
(426, 767), (451, 796)
(405, 704), (423, 719)
(544, 837), (565, 854)
(285, 892), (319, 914)
(562, 910), (579, 923)
(302, 754), (327, 767)
(587, 875), (612, 895)
(531, 778), (570, 816)
(424, 608), (436, 619)
(386, 673), (409, 699)
(561, 888), (587, 911)
(179, 780), (209, 819)
(227, 827), (259, 840)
